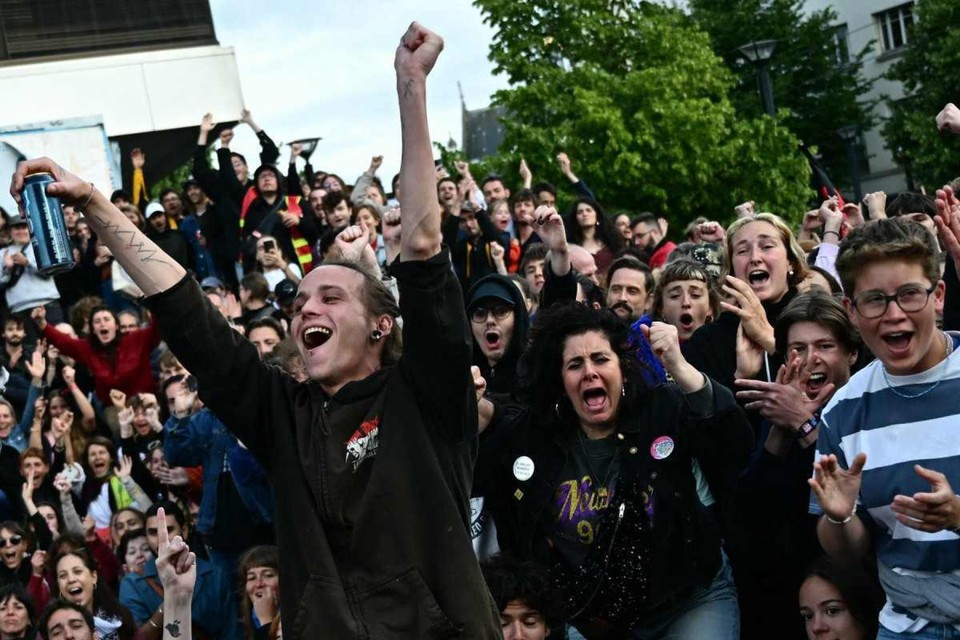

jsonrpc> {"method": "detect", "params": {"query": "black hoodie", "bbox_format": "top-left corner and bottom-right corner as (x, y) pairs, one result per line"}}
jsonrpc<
(466, 274), (530, 395)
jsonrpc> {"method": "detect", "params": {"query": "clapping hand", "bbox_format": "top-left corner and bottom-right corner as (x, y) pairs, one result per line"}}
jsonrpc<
(809, 453), (866, 522)
(891, 466), (960, 533)
(935, 186), (960, 277)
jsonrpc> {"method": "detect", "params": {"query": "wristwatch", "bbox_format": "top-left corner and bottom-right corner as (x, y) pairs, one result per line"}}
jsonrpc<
(796, 413), (820, 439)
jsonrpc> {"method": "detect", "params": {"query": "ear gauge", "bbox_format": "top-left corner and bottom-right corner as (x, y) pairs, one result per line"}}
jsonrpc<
(370, 330), (383, 342)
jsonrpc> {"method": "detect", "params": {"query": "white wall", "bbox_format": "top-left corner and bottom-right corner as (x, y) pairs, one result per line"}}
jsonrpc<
(0, 46), (245, 137)
(804, 0), (910, 193)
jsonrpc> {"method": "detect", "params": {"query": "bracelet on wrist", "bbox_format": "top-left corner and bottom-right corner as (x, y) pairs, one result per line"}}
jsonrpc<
(796, 413), (821, 439)
(823, 230), (841, 239)
(825, 509), (856, 525)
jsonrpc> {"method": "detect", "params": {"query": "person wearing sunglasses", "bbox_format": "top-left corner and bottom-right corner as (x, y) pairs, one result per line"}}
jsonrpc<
(0, 522), (48, 612)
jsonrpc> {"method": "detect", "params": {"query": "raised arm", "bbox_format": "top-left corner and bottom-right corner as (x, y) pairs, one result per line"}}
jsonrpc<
(12, 161), (187, 297)
(396, 23), (444, 262)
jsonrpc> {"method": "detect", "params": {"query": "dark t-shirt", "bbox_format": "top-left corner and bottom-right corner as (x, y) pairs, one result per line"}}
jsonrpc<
(550, 432), (620, 568)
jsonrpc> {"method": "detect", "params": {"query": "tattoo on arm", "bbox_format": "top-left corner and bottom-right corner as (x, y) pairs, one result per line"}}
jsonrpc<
(91, 213), (177, 269)
(165, 620), (182, 638)
(402, 79), (413, 99)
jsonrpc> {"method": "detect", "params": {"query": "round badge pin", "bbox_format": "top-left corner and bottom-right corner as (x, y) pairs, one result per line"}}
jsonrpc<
(650, 436), (675, 461)
(513, 456), (535, 481)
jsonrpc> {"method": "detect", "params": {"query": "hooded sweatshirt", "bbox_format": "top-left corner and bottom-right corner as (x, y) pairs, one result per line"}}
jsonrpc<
(466, 274), (530, 395)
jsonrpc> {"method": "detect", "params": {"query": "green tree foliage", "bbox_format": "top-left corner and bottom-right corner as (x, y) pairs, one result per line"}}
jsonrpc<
(883, 0), (960, 189)
(473, 0), (810, 229)
(689, 0), (874, 189)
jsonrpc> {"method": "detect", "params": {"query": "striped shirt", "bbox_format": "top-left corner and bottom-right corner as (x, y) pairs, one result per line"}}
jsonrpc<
(812, 335), (960, 632)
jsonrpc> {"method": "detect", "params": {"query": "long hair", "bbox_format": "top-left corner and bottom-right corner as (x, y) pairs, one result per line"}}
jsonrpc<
(564, 197), (625, 254)
(86, 305), (121, 351)
(52, 547), (136, 640)
(801, 556), (884, 639)
(236, 545), (279, 640)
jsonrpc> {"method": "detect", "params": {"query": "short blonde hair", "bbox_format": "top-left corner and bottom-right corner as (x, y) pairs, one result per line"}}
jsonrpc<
(723, 212), (809, 288)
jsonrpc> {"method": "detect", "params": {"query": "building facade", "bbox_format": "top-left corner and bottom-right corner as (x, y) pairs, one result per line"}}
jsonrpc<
(0, 0), (244, 188)
(804, 0), (915, 194)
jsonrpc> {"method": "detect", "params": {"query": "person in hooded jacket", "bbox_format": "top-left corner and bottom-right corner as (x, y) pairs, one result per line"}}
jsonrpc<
(466, 274), (530, 396)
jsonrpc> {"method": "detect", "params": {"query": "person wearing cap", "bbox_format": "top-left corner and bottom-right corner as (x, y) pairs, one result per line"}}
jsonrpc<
(0, 217), (62, 322)
(11, 24), (503, 636)
(273, 279), (297, 323)
(237, 163), (320, 277)
(466, 274), (529, 396)
(144, 201), (192, 271)
(441, 202), (506, 294)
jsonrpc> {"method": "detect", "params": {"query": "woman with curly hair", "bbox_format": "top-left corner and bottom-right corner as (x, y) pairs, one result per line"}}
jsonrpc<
(476, 300), (753, 638)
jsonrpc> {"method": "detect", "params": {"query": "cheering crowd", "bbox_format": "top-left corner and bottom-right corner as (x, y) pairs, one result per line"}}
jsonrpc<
(0, 20), (956, 640)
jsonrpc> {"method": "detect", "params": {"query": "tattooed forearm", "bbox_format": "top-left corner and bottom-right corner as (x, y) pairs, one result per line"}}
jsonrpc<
(402, 79), (413, 99)
(90, 213), (178, 269)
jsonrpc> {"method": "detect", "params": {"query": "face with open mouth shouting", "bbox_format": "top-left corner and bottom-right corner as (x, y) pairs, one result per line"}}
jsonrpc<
(470, 299), (516, 367)
(56, 552), (96, 610)
(561, 330), (623, 434)
(847, 260), (945, 376)
(660, 279), (712, 340)
(290, 265), (393, 393)
(86, 444), (113, 480)
(0, 529), (24, 571)
(90, 310), (118, 346)
(731, 221), (791, 303)
(786, 321), (856, 399)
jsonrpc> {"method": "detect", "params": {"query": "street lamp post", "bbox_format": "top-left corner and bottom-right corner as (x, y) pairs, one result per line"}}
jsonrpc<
(738, 39), (778, 116)
(837, 125), (863, 203)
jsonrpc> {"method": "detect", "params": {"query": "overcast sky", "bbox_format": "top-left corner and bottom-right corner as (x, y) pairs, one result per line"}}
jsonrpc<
(207, 0), (508, 183)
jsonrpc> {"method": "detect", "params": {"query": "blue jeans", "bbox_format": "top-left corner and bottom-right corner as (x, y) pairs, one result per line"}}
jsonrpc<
(877, 624), (960, 639)
(629, 554), (739, 640)
(569, 555), (739, 640)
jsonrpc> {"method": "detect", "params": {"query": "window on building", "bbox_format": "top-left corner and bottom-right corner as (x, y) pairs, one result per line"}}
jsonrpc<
(874, 3), (914, 53)
(832, 23), (850, 66)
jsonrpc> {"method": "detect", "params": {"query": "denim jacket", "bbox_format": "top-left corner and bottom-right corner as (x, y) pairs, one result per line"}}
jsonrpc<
(164, 408), (273, 534)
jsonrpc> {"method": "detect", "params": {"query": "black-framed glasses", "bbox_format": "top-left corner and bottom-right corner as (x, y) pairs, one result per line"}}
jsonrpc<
(0, 535), (22, 547)
(852, 284), (936, 319)
(470, 305), (513, 324)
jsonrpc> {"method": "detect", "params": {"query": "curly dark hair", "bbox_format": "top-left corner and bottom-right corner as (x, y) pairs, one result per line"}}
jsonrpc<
(519, 302), (645, 420)
(480, 554), (562, 631)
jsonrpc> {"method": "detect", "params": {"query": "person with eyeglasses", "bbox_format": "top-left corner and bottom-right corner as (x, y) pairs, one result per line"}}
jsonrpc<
(466, 275), (529, 397)
(810, 218), (960, 638)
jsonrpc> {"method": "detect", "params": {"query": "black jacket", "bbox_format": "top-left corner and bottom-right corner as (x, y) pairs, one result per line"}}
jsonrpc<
(476, 379), (752, 632)
(145, 250), (500, 639)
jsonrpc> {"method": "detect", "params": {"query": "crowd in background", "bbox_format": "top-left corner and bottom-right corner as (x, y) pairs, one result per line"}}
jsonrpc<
(0, 52), (959, 638)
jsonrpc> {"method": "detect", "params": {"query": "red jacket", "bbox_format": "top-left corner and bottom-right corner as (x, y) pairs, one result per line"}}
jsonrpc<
(43, 322), (162, 403)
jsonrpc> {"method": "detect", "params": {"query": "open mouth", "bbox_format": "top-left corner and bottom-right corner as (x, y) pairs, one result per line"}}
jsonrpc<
(747, 270), (769, 286)
(484, 331), (502, 350)
(679, 313), (694, 329)
(582, 387), (608, 411)
(881, 331), (912, 351)
(805, 372), (827, 395)
(302, 326), (332, 350)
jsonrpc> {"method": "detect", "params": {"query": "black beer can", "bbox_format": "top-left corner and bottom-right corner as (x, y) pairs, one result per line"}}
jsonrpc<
(20, 172), (75, 275)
